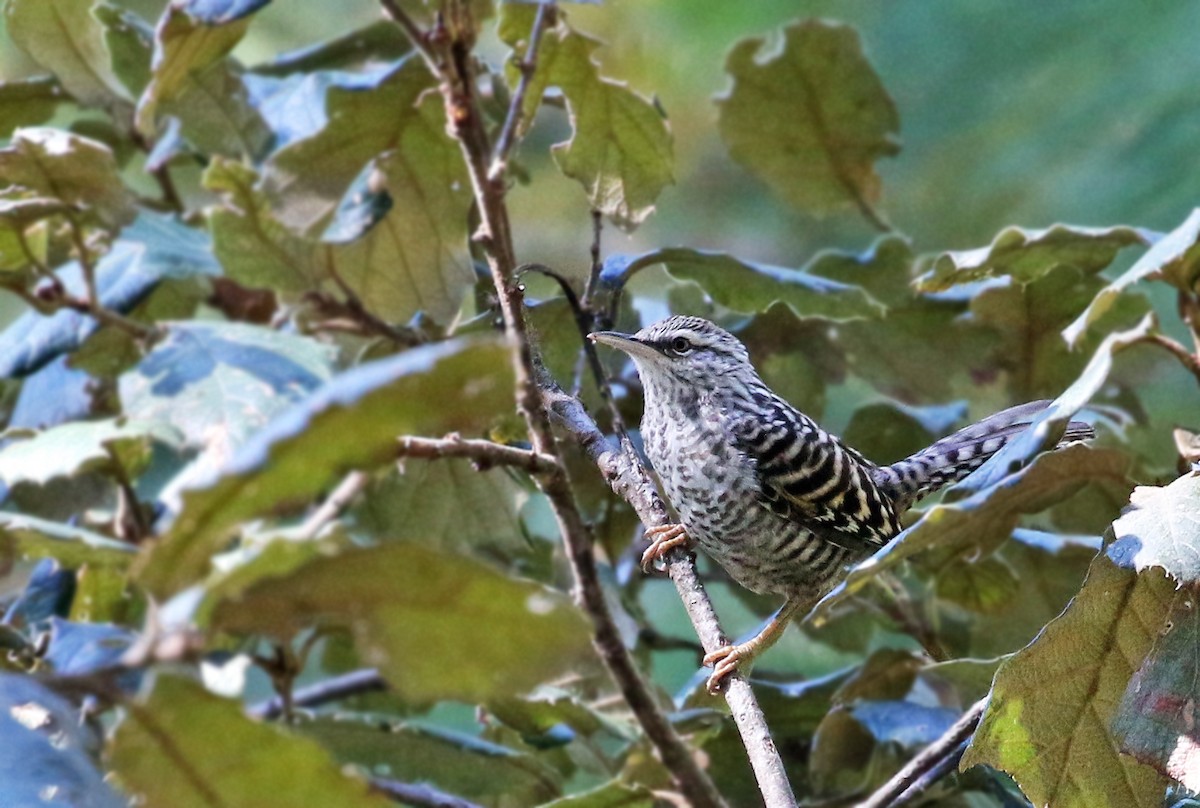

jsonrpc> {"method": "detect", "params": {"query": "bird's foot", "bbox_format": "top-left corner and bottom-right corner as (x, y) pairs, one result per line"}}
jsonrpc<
(640, 523), (690, 573)
(702, 640), (760, 694)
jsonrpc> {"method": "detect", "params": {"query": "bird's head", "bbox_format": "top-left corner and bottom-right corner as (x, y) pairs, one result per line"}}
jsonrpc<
(589, 316), (754, 391)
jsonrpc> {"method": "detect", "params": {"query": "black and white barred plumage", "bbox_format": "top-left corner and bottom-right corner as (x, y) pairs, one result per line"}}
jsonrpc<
(598, 315), (1093, 600)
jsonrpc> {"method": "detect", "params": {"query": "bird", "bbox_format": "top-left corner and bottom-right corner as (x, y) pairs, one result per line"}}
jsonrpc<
(589, 315), (1094, 693)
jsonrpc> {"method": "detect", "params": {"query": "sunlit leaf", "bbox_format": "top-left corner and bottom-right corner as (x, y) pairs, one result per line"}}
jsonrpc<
(918, 223), (1146, 292)
(109, 674), (390, 808)
(0, 512), (134, 568)
(501, 5), (674, 228)
(0, 417), (179, 487)
(0, 673), (125, 808)
(296, 715), (562, 805)
(5, 0), (133, 112)
(717, 20), (899, 222)
(1064, 209), (1200, 346)
(211, 543), (593, 703)
(136, 337), (513, 598)
(962, 554), (1175, 807)
(1112, 582), (1200, 793)
(1106, 471), (1200, 584)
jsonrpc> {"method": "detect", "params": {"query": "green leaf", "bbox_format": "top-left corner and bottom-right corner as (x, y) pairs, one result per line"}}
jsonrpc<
(0, 76), (71, 134)
(0, 417), (181, 487)
(0, 511), (134, 568)
(1112, 583), (1200, 793)
(135, 337), (513, 598)
(501, 5), (674, 228)
(918, 223), (1147, 292)
(539, 782), (656, 808)
(716, 20), (899, 222)
(120, 321), (337, 492)
(961, 554), (1175, 807)
(353, 460), (530, 553)
(1107, 472), (1200, 584)
(810, 445), (1130, 624)
(5, 0), (133, 112)
(210, 543), (593, 704)
(1064, 209), (1200, 347)
(608, 247), (883, 322)
(163, 61), (272, 159)
(842, 400), (965, 466)
(94, 3), (153, 97)
(0, 128), (135, 228)
(109, 674), (390, 808)
(134, 3), (249, 137)
(295, 716), (562, 805)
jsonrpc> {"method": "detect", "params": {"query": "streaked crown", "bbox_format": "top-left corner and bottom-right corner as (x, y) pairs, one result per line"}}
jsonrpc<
(603, 316), (757, 390)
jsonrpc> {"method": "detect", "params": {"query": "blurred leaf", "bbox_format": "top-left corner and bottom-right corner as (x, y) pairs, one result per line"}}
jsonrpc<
(211, 543), (593, 704)
(812, 445), (1129, 623)
(962, 554), (1175, 807)
(736, 306), (841, 417)
(607, 247), (883, 322)
(0, 76), (70, 135)
(250, 21), (410, 77)
(69, 563), (133, 623)
(717, 20), (899, 222)
(5, 0), (133, 112)
(1112, 582), (1200, 793)
(0, 128), (134, 228)
(42, 616), (135, 676)
(163, 61), (272, 159)
(501, 5), (674, 229)
(136, 337), (513, 597)
(120, 321), (336, 493)
(353, 460), (529, 552)
(95, 4), (153, 97)
(0, 212), (220, 377)
(935, 555), (1020, 615)
(1065, 209), (1200, 347)
(489, 687), (608, 739)
(109, 674), (390, 808)
(848, 700), (958, 748)
(0, 512), (134, 568)
(843, 399), (966, 465)
(0, 673), (125, 808)
(3, 558), (74, 626)
(0, 417), (179, 487)
(134, 2), (249, 137)
(1107, 472), (1200, 584)
(539, 782), (656, 808)
(296, 716), (562, 806)
(8, 356), (92, 431)
(833, 648), (923, 704)
(918, 223), (1146, 292)
(970, 265), (1150, 400)
(805, 235), (915, 307)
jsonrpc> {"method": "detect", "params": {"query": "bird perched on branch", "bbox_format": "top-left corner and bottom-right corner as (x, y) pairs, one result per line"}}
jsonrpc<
(590, 315), (1093, 693)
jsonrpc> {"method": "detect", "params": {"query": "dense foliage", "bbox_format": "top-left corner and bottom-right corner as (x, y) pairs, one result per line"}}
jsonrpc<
(0, 1), (1198, 806)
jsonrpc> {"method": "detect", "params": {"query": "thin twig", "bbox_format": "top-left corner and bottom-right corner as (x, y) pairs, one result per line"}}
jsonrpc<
(543, 382), (798, 808)
(249, 668), (386, 720)
(382, 7), (728, 807)
(396, 435), (557, 473)
(297, 470), (371, 540)
(890, 740), (969, 807)
(1137, 331), (1200, 386)
(488, 1), (554, 181)
(581, 208), (604, 316)
(369, 777), (485, 808)
(377, 0), (440, 67)
(65, 214), (99, 308)
(856, 697), (986, 808)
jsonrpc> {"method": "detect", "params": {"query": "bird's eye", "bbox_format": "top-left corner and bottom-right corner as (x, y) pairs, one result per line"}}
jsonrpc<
(669, 336), (692, 355)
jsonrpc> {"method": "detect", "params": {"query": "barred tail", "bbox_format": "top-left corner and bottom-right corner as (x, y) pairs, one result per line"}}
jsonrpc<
(873, 400), (1094, 510)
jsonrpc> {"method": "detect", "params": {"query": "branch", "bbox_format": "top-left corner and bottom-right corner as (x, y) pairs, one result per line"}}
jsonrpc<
(369, 777), (484, 808)
(1136, 331), (1200, 387)
(249, 668), (386, 720)
(857, 696), (986, 808)
(396, 435), (557, 473)
(543, 382), (798, 808)
(382, 6), (729, 807)
(488, 1), (554, 181)
(296, 470), (371, 541)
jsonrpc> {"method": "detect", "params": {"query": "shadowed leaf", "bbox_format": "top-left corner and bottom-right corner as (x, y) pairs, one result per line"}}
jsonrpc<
(717, 20), (899, 222)
(0, 512), (134, 568)
(211, 543), (593, 704)
(0, 76), (70, 134)
(109, 674), (390, 808)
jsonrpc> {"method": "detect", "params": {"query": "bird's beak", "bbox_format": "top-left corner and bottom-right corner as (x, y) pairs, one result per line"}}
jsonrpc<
(588, 331), (657, 361)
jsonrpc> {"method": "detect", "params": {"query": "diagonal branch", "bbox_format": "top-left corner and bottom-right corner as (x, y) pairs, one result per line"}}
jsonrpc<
(381, 5), (729, 807)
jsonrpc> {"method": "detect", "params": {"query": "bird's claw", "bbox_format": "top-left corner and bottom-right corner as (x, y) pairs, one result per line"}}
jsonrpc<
(640, 523), (690, 573)
(702, 643), (750, 694)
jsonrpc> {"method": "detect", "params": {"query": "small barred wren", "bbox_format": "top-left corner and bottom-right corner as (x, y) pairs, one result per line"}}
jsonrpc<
(591, 315), (1093, 693)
